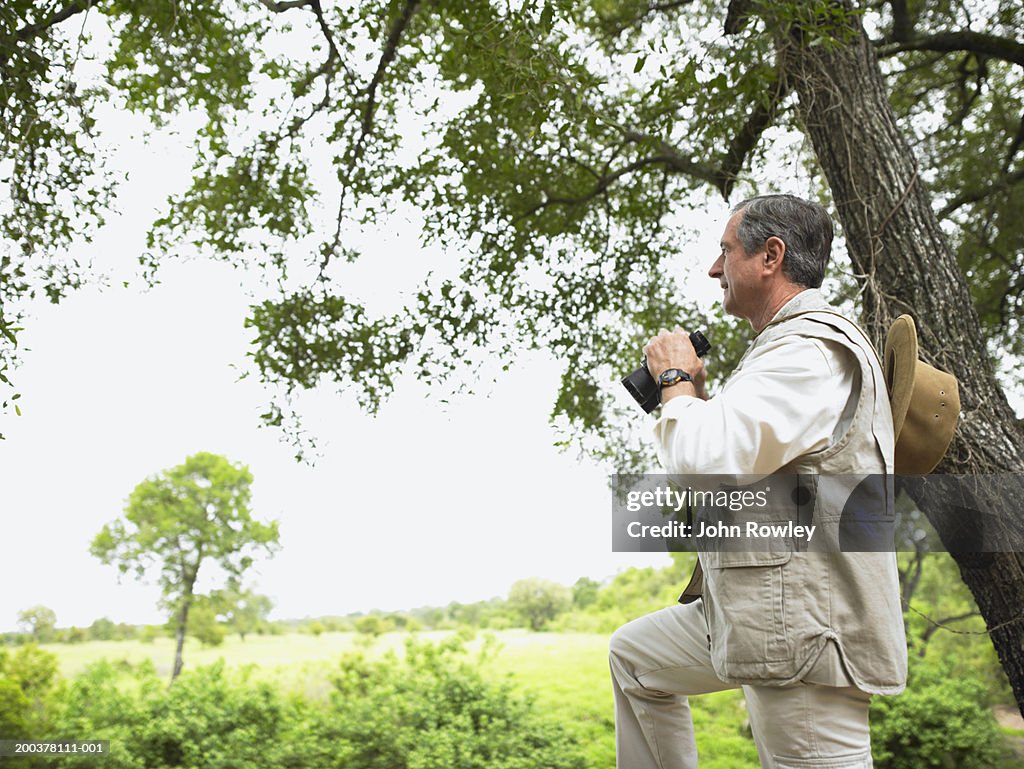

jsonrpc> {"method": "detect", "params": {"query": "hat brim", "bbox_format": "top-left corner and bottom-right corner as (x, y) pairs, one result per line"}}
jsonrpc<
(884, 315), (918, 440)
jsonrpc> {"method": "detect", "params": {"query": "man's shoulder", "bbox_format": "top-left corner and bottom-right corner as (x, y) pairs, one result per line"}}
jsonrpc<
(769, 290), (857, 329)
(745, 333), (849, 378)
(763, 293), (871, 351)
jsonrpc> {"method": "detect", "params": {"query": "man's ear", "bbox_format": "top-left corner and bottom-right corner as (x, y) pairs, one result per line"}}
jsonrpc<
(763, 235), (786, 275)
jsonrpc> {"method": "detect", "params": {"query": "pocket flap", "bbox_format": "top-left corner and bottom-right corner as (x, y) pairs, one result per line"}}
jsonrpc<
(704, 549), (793, 569)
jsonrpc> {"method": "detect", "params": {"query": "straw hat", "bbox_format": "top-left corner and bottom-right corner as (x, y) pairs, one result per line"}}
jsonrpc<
(883, 315), (960, 474)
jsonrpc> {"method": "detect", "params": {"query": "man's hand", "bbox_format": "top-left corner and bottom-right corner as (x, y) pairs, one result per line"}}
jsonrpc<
(644, 327), (708, 404)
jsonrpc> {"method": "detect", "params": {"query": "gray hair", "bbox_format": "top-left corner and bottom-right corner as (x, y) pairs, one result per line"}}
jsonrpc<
(731, 195), (834, 289)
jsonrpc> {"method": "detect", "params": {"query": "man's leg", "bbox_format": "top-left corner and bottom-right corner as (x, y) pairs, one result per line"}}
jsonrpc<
(609, 601), (735, 769)
(744, 682), (873, 768)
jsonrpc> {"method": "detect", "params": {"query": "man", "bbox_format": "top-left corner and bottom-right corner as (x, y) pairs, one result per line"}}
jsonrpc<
(610, 194), (907, 768)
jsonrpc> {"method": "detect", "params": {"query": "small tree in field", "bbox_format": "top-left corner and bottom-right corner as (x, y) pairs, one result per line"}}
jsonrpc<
(90, 452), (279, 681)
(16, 606), (56, 643)
(208, 583), (274, 641)
(188, 601), (227, 648)
(507, 578), (572, 631)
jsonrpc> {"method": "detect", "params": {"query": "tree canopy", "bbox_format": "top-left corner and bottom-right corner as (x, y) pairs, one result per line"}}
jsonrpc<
(3, 0), (1019, 460)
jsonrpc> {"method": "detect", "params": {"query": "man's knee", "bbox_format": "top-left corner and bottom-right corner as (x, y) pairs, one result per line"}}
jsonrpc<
(609, 626), (629, 672)
(609, 617), (644, 664)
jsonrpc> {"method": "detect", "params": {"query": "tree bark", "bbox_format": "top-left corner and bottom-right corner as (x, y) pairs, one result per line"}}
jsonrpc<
(777, 1), (1024, 711)
(172, 598), (191, 682)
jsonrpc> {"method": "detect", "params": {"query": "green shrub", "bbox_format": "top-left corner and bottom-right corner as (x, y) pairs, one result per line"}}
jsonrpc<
(0, 677), (31, 738)
(51, 660), (156, 769)
(52, 659), (290, 769)
(870, 656), (1007, 769)
(0, 643), (59, 696)
(36, 635), (585, 769)
(285, 634), (588, 769)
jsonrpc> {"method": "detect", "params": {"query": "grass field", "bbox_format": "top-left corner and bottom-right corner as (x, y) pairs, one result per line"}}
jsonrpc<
(39, 630), (761, 769)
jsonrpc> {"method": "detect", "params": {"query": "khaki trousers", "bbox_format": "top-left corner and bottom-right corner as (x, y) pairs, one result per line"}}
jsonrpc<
(609, 601), (873, 768)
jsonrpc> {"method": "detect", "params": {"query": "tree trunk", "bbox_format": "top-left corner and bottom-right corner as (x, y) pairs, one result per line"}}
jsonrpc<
(777, 1), (1024, 711)
(172, 598), (191, 682)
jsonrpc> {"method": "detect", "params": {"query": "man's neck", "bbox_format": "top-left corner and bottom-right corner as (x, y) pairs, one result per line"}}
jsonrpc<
(749, 285), (807, 332)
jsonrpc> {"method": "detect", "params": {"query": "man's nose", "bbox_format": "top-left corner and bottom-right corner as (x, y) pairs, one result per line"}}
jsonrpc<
(708, 255), (723, 278)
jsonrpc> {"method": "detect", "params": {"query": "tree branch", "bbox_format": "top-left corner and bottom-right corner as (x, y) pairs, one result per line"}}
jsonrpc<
(359, 0), (420, 139)
(596, 0), (696, 38)
(874, 30), (1024, 69)
(514, 144), (726, 223)
(888, 0), (914, 42)
(724, 0), (753, 35)
(14, 1), (91, 43)
(1004, 112), (1024, 173)
(257, 0), (314, 12)
(918, 608), (981, 654)
(718, 77), (789, 197)
(621, 129), (734, 191)
(514, 155), (682, 221)
(937, 167), (1024, 219)
(321, 0), (421, 275)
(517, 78), (787, 221)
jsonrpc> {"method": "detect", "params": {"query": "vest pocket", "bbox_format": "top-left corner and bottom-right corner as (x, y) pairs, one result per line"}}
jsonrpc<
(704, 549), (792, 665)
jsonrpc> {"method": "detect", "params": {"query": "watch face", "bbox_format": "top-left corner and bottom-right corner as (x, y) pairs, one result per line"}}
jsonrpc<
(660, 369), (691, 386)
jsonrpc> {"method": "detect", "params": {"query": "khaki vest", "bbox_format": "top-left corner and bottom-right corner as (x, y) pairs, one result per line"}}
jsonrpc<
(681, 290), (908, 695)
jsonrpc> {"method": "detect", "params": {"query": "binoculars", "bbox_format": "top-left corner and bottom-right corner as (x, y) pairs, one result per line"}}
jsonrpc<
(621, 331), (711, 414)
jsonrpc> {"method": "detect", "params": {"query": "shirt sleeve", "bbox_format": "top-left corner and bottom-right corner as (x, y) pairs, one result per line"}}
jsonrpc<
(653, 335), (854, 476)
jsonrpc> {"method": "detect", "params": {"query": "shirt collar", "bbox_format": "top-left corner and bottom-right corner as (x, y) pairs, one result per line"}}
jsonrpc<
(768, 288), (825, 324)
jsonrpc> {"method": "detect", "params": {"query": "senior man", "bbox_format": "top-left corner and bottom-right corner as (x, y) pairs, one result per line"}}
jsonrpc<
(610, 194), (907, 769)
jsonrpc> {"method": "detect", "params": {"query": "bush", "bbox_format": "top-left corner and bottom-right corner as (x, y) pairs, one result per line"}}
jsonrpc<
(870, 656), (1007, 769)
(29, 636), (585, 769)
(52, 660), (290, 769)
(288, 634), (587, 769)
(0, 678), (31, 739)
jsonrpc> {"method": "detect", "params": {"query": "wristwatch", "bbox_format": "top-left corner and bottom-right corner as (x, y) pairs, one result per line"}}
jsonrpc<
(658, 368), (693, 388)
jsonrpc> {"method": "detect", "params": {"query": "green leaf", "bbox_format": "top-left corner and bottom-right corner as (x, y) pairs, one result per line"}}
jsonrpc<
(539, 3), (553, 30)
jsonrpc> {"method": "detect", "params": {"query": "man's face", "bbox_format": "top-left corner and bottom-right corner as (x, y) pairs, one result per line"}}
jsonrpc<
(708, 211), (764, 323)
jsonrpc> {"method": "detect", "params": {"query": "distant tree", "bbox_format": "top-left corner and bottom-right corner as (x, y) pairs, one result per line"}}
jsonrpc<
(16, 606), (56, 643)
(305, 620), (326, 637)
(387, 613), (422, 632)
(572, 577), (601, 610)
(90, 452), (280, 681)
(209, 584), (273, 641)
(62, 626), (87, 644)
(507, 578), (572, 631)
(354, 615), (390, 637)
(88, 617), (116, 642)
(188, 601), (226, 648)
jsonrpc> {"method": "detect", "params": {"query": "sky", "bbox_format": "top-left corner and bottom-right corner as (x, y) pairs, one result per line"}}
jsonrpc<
(0, 72), (733, 633)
